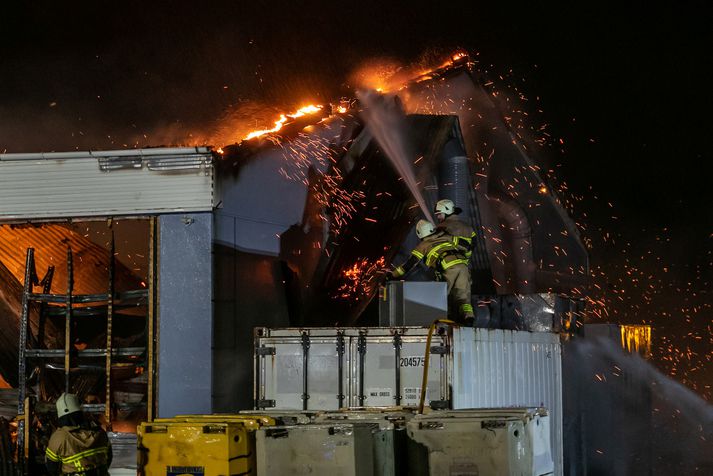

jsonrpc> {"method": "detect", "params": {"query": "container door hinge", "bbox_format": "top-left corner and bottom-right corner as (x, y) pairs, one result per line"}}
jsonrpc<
(429, 399), (450, 410)
(257, 399), (276, 408)
(357, 332), (367, 406)
(256, 346), (276, 356)
(336, 331), (345, 408)
(393, 333), (402, 406)
(430, 345), (449, 355)
(301, 333), (310, 410)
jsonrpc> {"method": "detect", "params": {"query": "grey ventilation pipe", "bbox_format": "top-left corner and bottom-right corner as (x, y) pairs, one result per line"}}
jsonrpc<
(437, 134), (490, 274)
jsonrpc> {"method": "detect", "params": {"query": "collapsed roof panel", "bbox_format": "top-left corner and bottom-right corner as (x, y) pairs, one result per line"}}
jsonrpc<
(0, 223), (146, 387)
(0, 224), (143, 294)
(215, 116), (361, 256)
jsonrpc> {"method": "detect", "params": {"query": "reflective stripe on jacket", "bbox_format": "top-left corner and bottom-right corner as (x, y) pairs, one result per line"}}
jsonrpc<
(393, 231), (467, 277)
(437, 215), (476, 257)
(46, 426), (111, 475)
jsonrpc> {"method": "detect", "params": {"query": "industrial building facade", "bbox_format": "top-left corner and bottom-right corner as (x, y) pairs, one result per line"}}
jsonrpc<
(0, 147), (215, 422)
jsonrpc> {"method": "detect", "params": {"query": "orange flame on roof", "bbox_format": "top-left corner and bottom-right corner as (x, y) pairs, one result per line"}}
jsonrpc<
(244, 104), (323, 141)
(351, 51), (471, 93)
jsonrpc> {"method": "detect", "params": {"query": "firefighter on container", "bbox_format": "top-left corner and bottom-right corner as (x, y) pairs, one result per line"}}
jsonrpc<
(390, 220), (475, 323)
(434, 199), (477, 259)
(45, 393), (112, 476)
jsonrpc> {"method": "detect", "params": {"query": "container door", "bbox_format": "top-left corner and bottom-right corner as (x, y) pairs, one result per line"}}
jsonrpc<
(399, 335), (447, 407)
(305, 336), (345, 410)
(258, 337), (303, 409)
(257, 334), (345, 410)
(352, 331), (447, 407)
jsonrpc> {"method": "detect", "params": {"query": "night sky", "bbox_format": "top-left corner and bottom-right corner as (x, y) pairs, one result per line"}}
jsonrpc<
(1, 2), (711, 396)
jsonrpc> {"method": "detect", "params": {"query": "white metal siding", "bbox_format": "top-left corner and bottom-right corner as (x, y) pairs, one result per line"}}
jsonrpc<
(0, 148), (213, 219)
(452, 328), (563, 476)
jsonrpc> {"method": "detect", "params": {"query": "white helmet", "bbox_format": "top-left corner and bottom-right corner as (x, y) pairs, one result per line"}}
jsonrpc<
(56, 393), (81, 417)
(415, 220), (436, 239)
(435, 199), (455, 216)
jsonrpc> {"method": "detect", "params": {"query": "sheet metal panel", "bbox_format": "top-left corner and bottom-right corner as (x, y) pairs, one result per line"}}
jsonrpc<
(452, 328), (563, 476)
(0, 224), (142, 294)
(378, 281), (448, 326)
(215, 153), (308, 256)
(107, 432), (137, 473)
(0, 147), (213, 219)
(157, 213), (212, 417)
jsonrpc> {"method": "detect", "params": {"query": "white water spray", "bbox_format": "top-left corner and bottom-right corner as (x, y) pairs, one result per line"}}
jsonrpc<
(357, 90), (433, 223)
(570, 337), (713, 473)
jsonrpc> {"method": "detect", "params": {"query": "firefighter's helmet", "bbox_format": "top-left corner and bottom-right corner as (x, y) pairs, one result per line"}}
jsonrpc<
(435, 199), (455, 217)
(416, 220), (437, 239)
(56, 393), (81, 416)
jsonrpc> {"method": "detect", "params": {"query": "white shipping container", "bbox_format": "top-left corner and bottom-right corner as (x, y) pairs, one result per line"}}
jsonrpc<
(406, 408), (554, 476)
(254, 327), (563, 475)
(254, 327), (450, 410)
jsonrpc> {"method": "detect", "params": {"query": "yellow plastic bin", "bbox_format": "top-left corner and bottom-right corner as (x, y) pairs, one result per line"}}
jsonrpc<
(138, 420), (257, 475)
(155, 414), (275, 428)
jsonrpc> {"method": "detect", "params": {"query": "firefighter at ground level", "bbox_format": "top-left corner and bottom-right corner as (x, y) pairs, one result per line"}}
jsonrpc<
(434, 199), (477, 259)
(45, 393), (112, 476)
(391, 219), (474, 322)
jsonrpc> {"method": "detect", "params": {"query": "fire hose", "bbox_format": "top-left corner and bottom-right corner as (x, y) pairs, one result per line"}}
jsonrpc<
(418, 319), (458, 414)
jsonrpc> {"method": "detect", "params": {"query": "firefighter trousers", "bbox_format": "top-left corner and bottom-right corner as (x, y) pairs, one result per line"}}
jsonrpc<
(442, 263), (474, 320)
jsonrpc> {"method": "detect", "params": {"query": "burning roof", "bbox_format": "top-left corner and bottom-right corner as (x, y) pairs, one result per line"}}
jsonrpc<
(214, 52), (587, 304)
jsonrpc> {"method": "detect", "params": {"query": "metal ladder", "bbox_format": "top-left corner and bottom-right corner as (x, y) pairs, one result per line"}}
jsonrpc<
(16, 230), (154, 471)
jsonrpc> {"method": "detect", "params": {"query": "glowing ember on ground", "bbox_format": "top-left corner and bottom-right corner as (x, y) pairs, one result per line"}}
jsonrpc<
(244, 104), (323, 141)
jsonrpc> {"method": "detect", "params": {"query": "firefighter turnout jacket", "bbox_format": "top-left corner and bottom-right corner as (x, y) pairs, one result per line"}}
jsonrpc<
(437, 215), (476, 258)
(45, 425), (112, 475)
(392, 230), (468, 278)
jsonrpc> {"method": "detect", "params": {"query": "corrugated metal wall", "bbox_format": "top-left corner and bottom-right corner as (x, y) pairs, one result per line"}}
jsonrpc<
(0, 148), (213, 220)
(452, 328), (563, 476)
